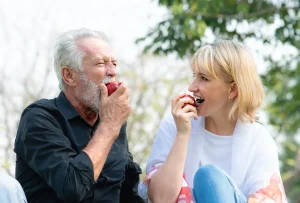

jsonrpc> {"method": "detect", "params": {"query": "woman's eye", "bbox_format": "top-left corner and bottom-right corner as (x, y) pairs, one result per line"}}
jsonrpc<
(201, 76), (208, 81)
(193, 73), (195, 77)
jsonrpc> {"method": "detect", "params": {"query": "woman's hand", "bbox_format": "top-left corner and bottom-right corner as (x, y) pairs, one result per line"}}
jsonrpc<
(171, 93), (198, 137)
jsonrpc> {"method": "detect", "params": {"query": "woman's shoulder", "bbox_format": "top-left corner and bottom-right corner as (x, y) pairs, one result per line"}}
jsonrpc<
(239, 120), (277, 151)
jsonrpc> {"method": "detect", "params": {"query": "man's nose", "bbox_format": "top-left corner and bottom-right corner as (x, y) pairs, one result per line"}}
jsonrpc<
(106, 63), (117, 77)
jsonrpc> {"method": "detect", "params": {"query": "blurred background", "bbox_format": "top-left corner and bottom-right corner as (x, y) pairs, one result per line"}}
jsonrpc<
(0, 0), (299, 201)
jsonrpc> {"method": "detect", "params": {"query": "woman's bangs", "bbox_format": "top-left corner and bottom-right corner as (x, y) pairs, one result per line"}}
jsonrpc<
(192, 46), (217, 78)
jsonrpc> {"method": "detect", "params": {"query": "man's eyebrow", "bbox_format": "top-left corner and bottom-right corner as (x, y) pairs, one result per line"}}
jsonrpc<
(92, 56), (104, 62)
(103, 57), (117, 62)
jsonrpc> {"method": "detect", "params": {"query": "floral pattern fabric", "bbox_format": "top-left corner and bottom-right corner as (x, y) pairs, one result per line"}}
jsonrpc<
(248, 173), (287, 203)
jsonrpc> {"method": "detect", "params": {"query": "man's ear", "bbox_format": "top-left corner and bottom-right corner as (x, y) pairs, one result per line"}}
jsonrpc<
(229, 82), (238, 100)
(61, 66), (77, 87)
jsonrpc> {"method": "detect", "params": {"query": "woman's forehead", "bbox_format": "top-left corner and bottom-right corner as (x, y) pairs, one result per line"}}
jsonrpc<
(192, 62), (215, 76)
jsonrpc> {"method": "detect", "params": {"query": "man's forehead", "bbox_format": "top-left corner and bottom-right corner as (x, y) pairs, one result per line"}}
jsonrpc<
(76, 37), (115, 57)
(91, 55), (116, 62)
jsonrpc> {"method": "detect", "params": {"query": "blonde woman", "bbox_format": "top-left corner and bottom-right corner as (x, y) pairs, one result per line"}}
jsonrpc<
(138, 40), (287, 203)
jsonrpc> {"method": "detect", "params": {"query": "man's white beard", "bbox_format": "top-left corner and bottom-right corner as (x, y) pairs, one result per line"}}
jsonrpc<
(77, 73), (115, 113)
(78, 73), (100, 113)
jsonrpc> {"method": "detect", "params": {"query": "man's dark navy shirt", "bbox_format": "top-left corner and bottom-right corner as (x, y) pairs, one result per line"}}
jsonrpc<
(14, 92), (144, 203)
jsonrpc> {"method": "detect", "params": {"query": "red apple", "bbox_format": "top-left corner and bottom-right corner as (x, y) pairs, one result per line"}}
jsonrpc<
(106, 81), (122, 96)
(181, 94), (196, 107)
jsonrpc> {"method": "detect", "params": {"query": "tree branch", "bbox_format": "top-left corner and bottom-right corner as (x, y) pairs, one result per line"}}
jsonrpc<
(182, 6), (300, 20)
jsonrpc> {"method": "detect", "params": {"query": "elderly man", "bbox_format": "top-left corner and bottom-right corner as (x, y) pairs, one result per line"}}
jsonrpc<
(14, 28), (144, 203)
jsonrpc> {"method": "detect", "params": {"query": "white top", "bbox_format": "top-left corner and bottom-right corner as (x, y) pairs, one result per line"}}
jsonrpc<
(139, 114), (283, 199)
(201, 129), (232, 175)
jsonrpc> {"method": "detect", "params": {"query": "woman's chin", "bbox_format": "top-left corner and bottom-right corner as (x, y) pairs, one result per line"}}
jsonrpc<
(196, 109), (204, 117)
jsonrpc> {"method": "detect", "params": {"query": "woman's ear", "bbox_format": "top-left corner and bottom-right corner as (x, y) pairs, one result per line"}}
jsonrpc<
(229, 82), (238, 100)
(61, 66), (77, 87)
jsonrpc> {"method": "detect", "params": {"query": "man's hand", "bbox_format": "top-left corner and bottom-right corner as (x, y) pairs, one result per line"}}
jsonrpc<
(83, 83), (131, 181)
(97, 83), (131, 137)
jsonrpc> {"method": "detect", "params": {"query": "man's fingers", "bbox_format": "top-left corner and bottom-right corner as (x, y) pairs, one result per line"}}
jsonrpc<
(100, 84), (108, 98)
(122, 83), (130, 99)
(111, 82), (128, 97)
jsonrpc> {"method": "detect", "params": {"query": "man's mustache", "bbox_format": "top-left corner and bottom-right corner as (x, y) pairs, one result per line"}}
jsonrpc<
(102, 77), (115, 84)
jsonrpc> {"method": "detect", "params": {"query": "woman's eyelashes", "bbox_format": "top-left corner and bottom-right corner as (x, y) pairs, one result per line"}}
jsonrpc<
(201, 76), (208, 81)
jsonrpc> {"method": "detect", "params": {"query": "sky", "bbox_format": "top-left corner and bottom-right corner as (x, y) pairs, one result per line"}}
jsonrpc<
(0, 0), (167, 64)
(1, 0), (297, 78)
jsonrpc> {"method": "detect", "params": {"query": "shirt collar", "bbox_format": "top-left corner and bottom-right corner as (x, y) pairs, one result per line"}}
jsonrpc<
(56, 91), (79, 120)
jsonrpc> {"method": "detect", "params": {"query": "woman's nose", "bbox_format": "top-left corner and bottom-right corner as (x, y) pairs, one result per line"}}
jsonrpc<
(188, 80), (198, 92)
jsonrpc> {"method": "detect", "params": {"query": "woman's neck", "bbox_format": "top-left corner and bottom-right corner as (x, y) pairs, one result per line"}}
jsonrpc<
(204, 116), (237, 136)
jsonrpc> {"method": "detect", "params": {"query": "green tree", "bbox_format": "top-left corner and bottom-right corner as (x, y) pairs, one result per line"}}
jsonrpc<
(137, 0), (300, 201)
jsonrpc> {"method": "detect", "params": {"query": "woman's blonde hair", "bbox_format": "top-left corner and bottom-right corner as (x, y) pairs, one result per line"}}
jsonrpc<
(191, 40), (265, 123)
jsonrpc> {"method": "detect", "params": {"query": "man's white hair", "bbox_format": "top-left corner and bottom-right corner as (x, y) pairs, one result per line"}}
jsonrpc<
(54, 28), (108, 91)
